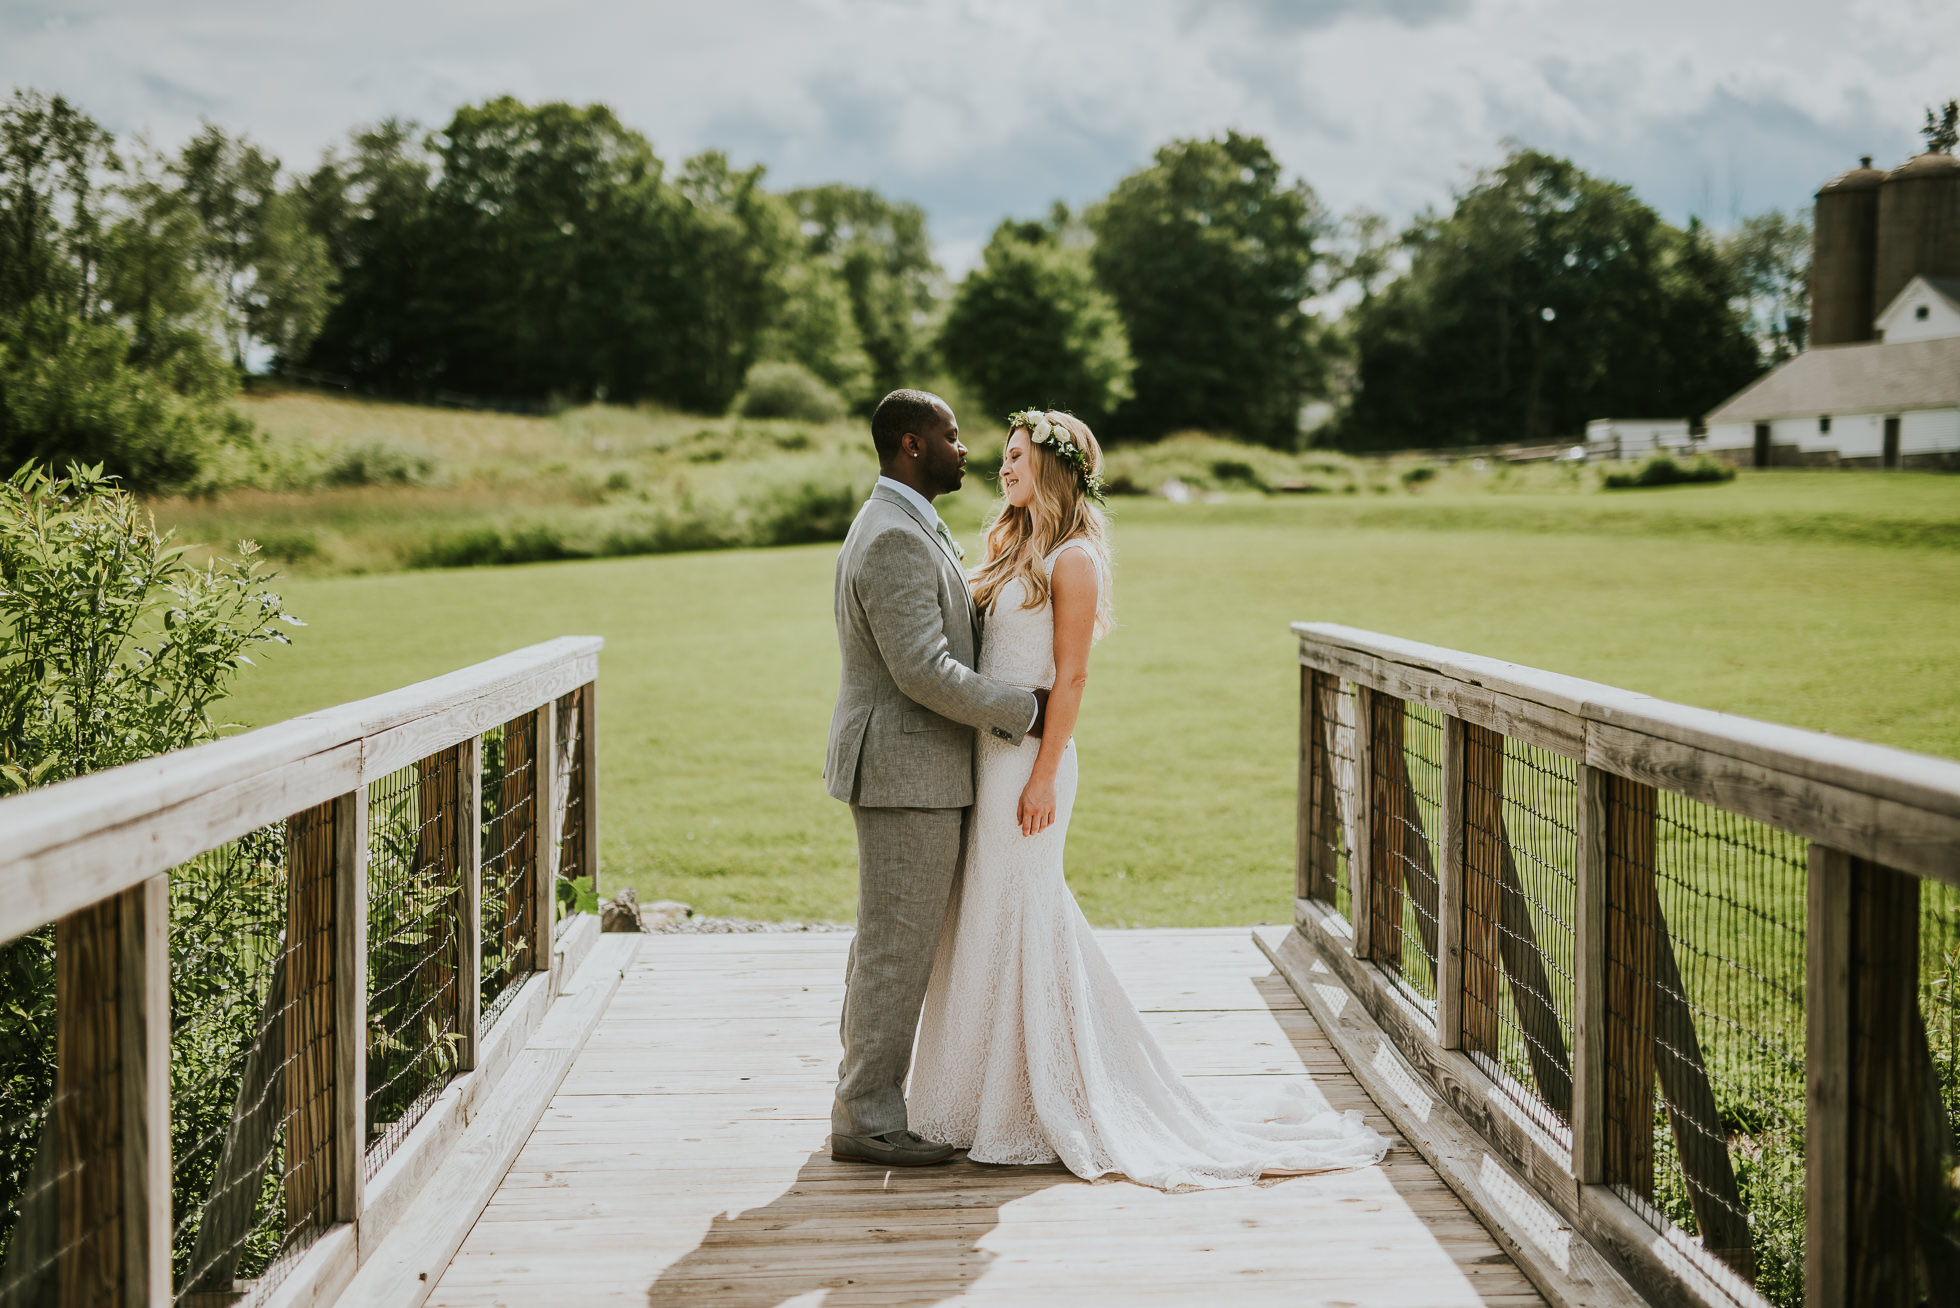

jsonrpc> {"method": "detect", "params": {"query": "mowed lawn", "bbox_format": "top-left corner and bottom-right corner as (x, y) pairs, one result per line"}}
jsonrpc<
(223, 473), (1960, 925)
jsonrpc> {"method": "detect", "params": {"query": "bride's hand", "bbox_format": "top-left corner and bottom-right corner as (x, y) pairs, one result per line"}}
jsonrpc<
(1017, 774), (1057, 837)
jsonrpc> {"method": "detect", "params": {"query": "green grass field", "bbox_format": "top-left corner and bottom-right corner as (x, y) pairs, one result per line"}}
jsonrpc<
(219, 470), (1960, 927)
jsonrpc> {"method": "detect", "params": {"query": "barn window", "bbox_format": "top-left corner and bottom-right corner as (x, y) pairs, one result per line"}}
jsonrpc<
(1918, 304), (1932, 321)
(1818, 415), (1832, 433)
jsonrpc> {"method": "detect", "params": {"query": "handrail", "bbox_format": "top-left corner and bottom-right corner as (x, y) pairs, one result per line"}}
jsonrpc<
(0, 638), (603, 1308)
(1286, 623), (1960, 1308)
(1294, 622), (1960, 880)
(0, 636), (601, 940)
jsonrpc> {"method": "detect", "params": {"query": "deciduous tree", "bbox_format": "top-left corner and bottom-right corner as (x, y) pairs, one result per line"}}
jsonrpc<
(939, 206), (1133, 427)
(1090, 132), (1326, 445)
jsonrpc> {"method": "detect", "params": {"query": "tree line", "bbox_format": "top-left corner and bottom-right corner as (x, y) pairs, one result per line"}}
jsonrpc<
(4, 84), (1864, 487)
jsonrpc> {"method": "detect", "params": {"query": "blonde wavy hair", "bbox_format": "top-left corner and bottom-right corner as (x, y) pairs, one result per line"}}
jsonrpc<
(968, 410), (1114, 640)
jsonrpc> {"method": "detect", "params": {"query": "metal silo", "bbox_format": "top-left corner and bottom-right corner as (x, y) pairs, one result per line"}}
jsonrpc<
(1874, 151), (1960, 323)
(1810, 156), (1885, 345)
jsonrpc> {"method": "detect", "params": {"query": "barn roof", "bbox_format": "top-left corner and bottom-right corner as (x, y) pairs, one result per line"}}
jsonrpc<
(1704, 336), (1960, 424)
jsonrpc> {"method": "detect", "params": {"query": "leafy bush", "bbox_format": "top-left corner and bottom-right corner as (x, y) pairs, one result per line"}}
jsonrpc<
(320, 441), (438, 487)
(734, 362), (847, 424)
(0, 463), (303, 791)
(0, 463), (300, 1281)
(1100, 431), (1362, 496)
(1602, 454), (1737, 490)
(0, 303), (257, 492)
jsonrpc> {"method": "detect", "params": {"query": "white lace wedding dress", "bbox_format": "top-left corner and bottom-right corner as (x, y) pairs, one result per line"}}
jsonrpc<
(910, 541), (1388, 1190)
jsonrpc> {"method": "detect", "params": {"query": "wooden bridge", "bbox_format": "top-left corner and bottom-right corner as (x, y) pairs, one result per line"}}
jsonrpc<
(1, 628), (1957, 1308)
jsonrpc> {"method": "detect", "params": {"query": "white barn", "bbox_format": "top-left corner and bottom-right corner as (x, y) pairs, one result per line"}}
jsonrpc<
(1702, 277), (1960, 469)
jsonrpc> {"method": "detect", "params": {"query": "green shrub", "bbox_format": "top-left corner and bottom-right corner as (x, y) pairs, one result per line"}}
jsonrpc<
(734, 362), (847, 424)
(0, 463), (299, 1282)
(1602, 454), (1736, 490)
(320, 441), (437, 487)
(0, 303), (257, 492)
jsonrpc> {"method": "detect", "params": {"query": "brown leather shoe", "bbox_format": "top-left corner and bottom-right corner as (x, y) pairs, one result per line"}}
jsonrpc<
(829, 1129), (957, 1166)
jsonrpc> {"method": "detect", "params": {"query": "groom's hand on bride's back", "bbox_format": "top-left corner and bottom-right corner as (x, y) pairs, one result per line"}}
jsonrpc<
(1028, 687), (1050, 739)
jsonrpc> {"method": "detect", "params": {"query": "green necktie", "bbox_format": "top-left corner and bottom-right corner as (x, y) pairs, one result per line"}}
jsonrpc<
(934, 518), (964, 563)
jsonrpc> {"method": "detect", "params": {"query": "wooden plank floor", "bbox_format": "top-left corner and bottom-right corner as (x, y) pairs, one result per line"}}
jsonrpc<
(430, 928), (1547, 1307)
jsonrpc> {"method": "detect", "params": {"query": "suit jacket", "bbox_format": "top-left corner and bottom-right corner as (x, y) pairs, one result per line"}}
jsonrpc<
(824, 485), (1037, 807)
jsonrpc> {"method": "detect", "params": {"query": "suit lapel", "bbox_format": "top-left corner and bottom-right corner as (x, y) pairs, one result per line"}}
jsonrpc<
(870, 485), (977, 630)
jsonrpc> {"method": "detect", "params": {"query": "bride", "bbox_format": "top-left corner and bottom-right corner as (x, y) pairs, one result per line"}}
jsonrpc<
(909, 408), (1388, 1191)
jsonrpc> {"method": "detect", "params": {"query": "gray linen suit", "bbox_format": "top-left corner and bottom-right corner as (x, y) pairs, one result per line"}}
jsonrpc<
(825, 484), (1037, 1137)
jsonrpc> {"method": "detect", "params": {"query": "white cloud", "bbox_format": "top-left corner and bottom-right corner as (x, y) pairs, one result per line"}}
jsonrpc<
(3, 0), (1954, 273)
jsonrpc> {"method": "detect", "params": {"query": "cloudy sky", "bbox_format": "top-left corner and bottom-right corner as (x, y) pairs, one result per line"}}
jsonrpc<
(4, 0), (1955, 271)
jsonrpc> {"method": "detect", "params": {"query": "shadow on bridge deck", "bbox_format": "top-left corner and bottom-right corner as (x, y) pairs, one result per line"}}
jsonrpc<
(430, 928), (1546, 1307)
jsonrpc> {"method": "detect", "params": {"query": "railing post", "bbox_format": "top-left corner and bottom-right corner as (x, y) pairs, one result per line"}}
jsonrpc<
(1295, 664), (1314, 903)
(284, 802), (340, 1242)
(332, 787), (368, 1224)
(1600, 773), (1659, 1202)
(1461, 723), (1505, 1058)
(579, 681), (600, 898)
(532, 700), (559, 992)
(1806, 846), (1925, 1308)
(1436, 716), (1466, 1050)
(1572, 764), (1609, 1185)
(456, 735), (482, 1071)
(53, 874), (167, 1308)
(1368, 693), (1407, 965)
(1350, 687), (1376, 957)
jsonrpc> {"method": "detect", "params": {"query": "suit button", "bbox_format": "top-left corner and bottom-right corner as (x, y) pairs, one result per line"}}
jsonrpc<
(993, 728), (1010, 740)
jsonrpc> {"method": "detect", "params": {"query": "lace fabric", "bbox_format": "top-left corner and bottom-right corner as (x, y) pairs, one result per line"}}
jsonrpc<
(910, 542), (1388, 1190)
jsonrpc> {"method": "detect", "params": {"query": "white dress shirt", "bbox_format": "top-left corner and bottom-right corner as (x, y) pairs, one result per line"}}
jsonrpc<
(876, 475), (942, 531)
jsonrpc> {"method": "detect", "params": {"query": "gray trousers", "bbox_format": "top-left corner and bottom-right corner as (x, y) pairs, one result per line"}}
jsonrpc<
(833, 803), (965, 1137)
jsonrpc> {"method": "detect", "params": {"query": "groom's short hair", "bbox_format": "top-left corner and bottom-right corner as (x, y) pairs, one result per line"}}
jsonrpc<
(871, 389), (946, 461)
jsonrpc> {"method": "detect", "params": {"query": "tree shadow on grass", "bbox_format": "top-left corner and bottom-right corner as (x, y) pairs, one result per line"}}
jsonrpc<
(645, 1149), (1078, 1307)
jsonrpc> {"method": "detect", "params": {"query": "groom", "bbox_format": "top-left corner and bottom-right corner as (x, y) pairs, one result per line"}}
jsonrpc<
(823, 389), (1047, 1166)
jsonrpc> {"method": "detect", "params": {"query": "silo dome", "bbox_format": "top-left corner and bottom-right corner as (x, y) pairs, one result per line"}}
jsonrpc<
(1811, 155), (1887, 345)
(1874, 151), (1960, 323)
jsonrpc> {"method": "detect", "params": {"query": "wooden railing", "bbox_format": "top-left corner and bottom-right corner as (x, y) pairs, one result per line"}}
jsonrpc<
(1282, 624), (1960, 1308)
(0, 637), (601, 1307)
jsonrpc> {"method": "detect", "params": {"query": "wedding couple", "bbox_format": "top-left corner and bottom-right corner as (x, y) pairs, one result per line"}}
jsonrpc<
(822, 389), (1387, 1191)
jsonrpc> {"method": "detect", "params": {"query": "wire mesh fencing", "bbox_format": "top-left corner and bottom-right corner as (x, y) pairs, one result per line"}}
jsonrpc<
(366, 749), (466, 1175)
(1304, 674), (1356, 921)
(555, 689), (588, 930)
(1368, 695), (1442, 1015)
(1461, 729), (1577, 1140)
(1924, 879), (1960, 1218)
(479, 717), (538, 1034)
(0, 920), (59, 1304)
(1602, 779), (1808, 1306)
(168, 806), (337, 1304)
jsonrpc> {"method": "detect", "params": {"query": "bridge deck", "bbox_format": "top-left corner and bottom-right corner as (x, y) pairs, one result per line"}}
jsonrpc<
(429, 927), (1547, 1306)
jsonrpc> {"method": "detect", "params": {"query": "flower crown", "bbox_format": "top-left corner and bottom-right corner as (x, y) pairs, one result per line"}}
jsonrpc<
(1005, 408), (1107, 505)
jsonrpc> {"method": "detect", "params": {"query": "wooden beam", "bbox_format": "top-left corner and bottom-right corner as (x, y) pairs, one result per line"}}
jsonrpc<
(1295, 666), (1313, 903)
(1462, 723), (1504, 1058)
(1806, 844), (1851, 1308)
(0, 639), (605, 942)
(1350, 688), (1375, 959)
(1294, 620), (1960, 828)
(1369, 693), (1407, 967)
(55, 892), (128, 1307)
(1436, 716), (1467, 1050)
(1601, 775), (1658, 1202)
(1845, 856), (1921, 1307)
(533, 701), (559, 992)
(285, 801), (339, 1238)
(456, 735), (482, 1071)
(579, 680), (600, 898)
(128, 876), (169, 1308)
(332, 787), (367, 1226)
(1573, 766), (1609, 1185)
